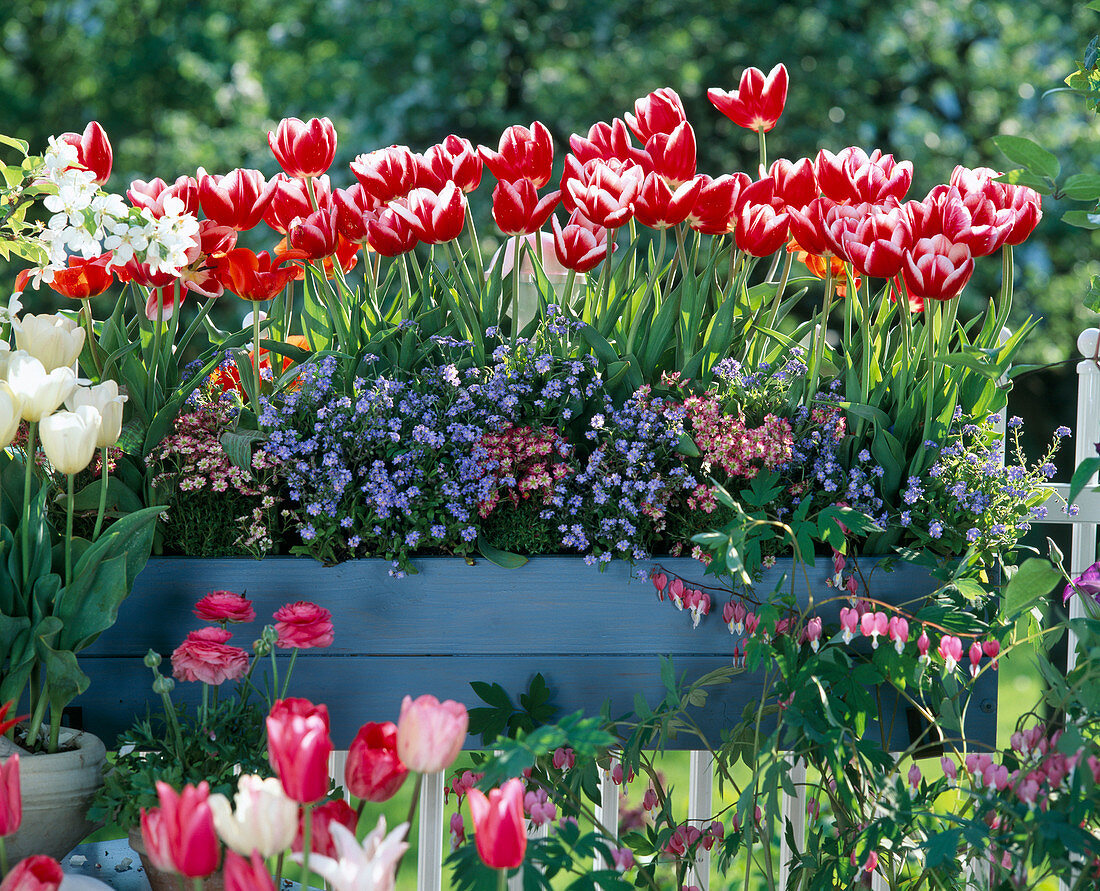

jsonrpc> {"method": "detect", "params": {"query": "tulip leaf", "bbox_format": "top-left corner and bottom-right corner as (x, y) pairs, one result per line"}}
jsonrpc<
(1068, 457), (1100, 504)
(476, 534), (528, 569)
(67, 477), (144, 515)
(219, 429), (266, 473)
(992, 135), (1060, 181)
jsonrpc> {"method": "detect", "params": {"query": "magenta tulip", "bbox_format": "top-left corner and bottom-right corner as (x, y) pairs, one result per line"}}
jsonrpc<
(467, 778), (527, 870)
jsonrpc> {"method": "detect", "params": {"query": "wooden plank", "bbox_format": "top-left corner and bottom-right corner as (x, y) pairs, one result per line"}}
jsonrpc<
(85, 557), (938, 658)
(75, 651), (998, 751)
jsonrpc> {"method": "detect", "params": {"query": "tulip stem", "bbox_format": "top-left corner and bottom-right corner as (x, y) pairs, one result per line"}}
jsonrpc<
(393, 773), (423, 881)
(757, 127), (768, 172)
(497, 869), (508, 891)
(301, 804), (313, 891)
(93, 448), (109, 540)
(465, 202), (485, 286)
(807, 267), (833, 402)
(21, 420), (37, 586)
(148, 286), (165, 408)
(399, 255), (414, 324)
(0, 835), (7, 875)
(597, 228), (615, 322)
(192, 878), (203, 891)
(274, 853), (285, 890)
(762, 248), (794, 357)
(64, 473), (74, 589)
(81, 298), (104, 380)
(511, 233), (522, 349)
(252, 301), (263, 416)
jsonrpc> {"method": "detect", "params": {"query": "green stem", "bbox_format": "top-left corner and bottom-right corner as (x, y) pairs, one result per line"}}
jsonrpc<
(92, 447), (109, 540)
(64, 473), (74, 588)
(597, 228), (615, 322)
(497, 869), (508, 891)
(147, 286), (165, 408)
(393, 773), (423, 881)
(21, 420), (37, 586)
(510, 233), (522, 349)
(274, 853), (285, 890)
(301, 804), (313, 891)
(201, 682), (209, 729)
(81, 298), (103, 380)
(761, 248), (794, 358)
(807, 267), (834, 402)
(269, 646), (280, 705)
(563, 270), (577, 313)
(0, 835), (7, 875)
(399, 255), (414, 324)
(251, 301), (263, 416)
(280, 648), (299, 700)
(465, 203), (485, 285)
(192, 876), (203, 891)
(757, 127), (768, 172)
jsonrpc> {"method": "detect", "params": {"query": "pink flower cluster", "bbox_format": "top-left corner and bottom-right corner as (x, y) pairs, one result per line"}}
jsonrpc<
(651, 573), (712, 628)
(685, 397), (794, 482)
(170, 591), (333, 685)
(476, 425), (572, 518)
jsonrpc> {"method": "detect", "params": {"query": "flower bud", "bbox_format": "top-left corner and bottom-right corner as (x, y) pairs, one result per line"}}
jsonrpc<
(152, 676), (175, 695)
(39, 405), (101, 475)
(144, 649), (163, 669)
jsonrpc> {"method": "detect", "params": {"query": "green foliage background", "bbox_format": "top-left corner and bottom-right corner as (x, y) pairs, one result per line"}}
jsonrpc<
(1, 0), (1097, 444)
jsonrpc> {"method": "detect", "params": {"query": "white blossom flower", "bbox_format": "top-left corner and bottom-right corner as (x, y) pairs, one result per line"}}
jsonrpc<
(293, 818), (408, 891)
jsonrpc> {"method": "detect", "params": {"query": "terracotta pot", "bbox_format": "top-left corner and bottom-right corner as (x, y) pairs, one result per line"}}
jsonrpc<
(4, 728), (107, 862)
(127, 827), (226, 891)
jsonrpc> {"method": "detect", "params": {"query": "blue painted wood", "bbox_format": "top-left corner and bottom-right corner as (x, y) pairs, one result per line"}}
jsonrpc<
(77, 556), (998, 750)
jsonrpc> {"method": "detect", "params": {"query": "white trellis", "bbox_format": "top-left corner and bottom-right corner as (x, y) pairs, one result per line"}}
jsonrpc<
(320, 328), (1100, 891)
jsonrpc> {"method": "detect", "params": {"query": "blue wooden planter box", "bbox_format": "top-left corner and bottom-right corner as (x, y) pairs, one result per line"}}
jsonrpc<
(77, 556), (997, 750)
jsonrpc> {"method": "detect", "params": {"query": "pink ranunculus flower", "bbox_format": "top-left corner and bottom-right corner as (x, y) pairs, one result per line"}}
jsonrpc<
(0, 856), (64, 891)
(171, 627), (250, 686)
(273, 601), (334, 649)
(193, 591), (256, 625)
(396, 694), (468, 773)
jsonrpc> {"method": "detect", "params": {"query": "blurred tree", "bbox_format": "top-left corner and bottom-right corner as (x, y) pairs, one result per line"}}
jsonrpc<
(0, 0), (1096, 437)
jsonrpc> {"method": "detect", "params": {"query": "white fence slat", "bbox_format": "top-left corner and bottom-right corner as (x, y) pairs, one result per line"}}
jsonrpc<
(778, 758), (806, 891)
(686, 750), (714, 890)
(417, 771), (445, 891)
(593, 755), (619, 870)
(328, 749), (349, 801)
(508, 823), (548, 890)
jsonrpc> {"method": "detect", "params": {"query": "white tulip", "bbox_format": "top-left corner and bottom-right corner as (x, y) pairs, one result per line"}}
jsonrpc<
(7, 352), (77, 422)
(0, 382), (22, 448)
(40, 405), (101, 475)
(12, 313), (85, 372)
(209, 774), (298, 858)
(66, 380), (127, 448)
(0, 342), (12, 383)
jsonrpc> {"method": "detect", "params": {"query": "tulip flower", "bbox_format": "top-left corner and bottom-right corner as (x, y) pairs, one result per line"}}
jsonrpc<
(116, 257), (176, 292)
(39, 405), (101, 475)
(288, 202), (341, 259)
(396, 694), (468, 773)
(425, 135), (483, 194)
(551, 211), (610, 273)
(221, 248), (308, 302)
(12, 313), (85, 372)
(295, 817), (408, 891)
(267, 698), (333, 803)
(479, 122), (554, 188)
(624, 87), (688, 143)
(128, 175), (200, 218)
(66, 380), (125, 448)
(815, 147), (912, 205)
(708, 63), (789, 133)
(902, 235), (974, 303)
(820, 201), (871, 261)
(58, 121), (112, 185)
(333, 183), (381, 244)
(491, 179), (561, 236)
(263, 173), (332, 235)
(787, 196), (835, 257)
(569, 119), (650, 168)
(268, 116), (337, 179)
(687, 173), (750, 235)
(1, 753), (20, 836)
(198, 168), (275, 231)
(908, 185), (1011, 257)
(351, 146), (421, 204)
(223, 850), (275, 891)
(0, 856), (64, 891)
(633, 173), (703, 230)
(46, 254), (114, 300)
(146, 781), (220, 877)
(7, 352), (77, 422)
(294, 798), (358, 857)
(366, 203), (420, 257)
(209, 774), (297, 858)
(0, 383), (23, 450)
(644, 121), (696, 187)
(392, 183), (467, 244)
(733, 179), (789, 257)
(843, 203), (913, 278)
(765, 157), (819, 212)
(467, 778), (527, 870)
(346, 721), (409, 803)
(565, 158), (645, 230)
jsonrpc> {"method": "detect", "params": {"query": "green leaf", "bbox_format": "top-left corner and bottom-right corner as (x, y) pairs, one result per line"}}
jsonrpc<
(476, 534), (528, 569)
(219, 429), (265, 473)
(0, 134), (29, 156)
(992, 135), (1060, 180)
(1062, 173), (1100, 201)
(1003, 558), (1063, 617)
(1061, 210), (1100, 230)
(994, 169), (1052, 195)
(1068, 457), (1100, 504)
(1085, 276), (1100, 314)
(674, 432), (700, 457)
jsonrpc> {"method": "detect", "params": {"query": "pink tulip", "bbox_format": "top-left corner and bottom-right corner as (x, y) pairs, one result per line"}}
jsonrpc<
(569, 119), (650, 168)
(263, 173), (331, 234)
(366, 202), (419, 257)
(0, 753), (20, 835)
(687, 173), (750, 235)
(223, 850), (275, 891)
(0, 856), (63, 891)
(267, 698), (333, 803)
(396, 694), (468, 773)
(144, 781), (220, 878)
(491, 179), (561, 236)
(346, 721), (409, 803)
(902, 234), (974, 304)
(467, 778), (527, 870)
(815, 147), (912, 205)
(198, 168), (274, 232)
(393, 182), (468, 244)
(765, 157), (818, 212)
(128, 175), (200, 218)
(843, 203), (913, 279)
